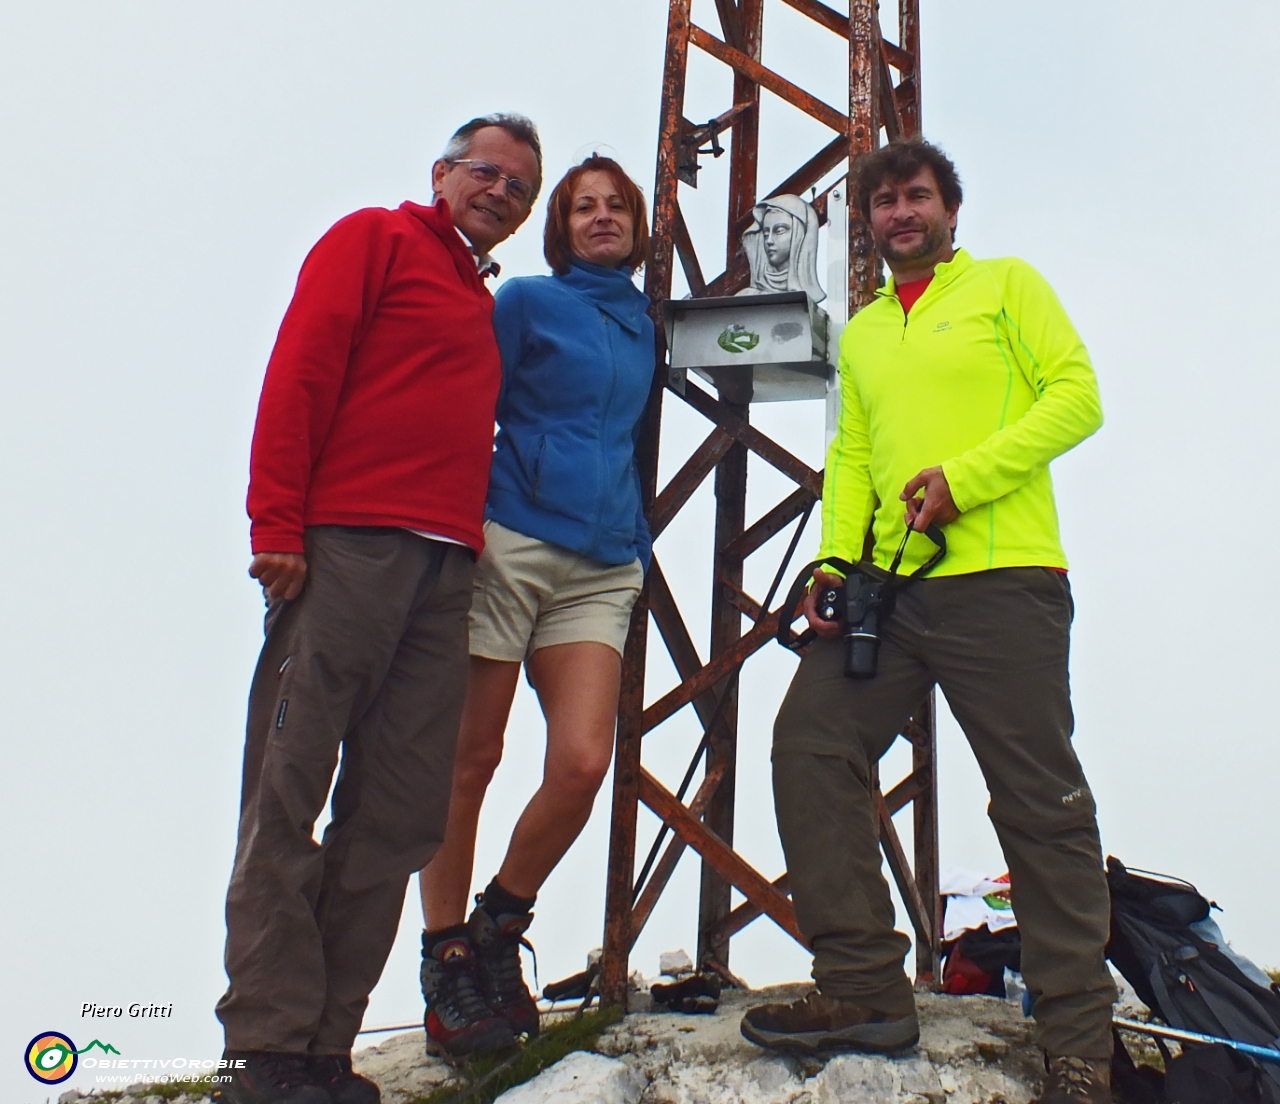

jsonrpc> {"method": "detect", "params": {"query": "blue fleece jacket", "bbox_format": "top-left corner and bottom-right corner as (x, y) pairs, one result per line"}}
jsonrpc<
(487, 259), (654, 568)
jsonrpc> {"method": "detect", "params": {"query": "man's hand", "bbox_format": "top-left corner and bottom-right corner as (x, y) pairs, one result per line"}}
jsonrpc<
(249, 552), (307, 602)
(802, 568), (845, 640)
(901, 466), (960, 531)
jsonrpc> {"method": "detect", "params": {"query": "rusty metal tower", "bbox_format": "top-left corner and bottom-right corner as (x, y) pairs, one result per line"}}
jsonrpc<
(599, 0), (940, 1006)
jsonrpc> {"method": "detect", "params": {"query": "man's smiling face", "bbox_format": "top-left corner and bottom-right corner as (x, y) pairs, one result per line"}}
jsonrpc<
(867, 165), (957, 273)
(431, 126), (539, 255)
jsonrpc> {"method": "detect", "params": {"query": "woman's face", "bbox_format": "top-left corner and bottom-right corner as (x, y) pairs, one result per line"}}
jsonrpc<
(568, 170), (635, 268)
(762, 208), (794, 269)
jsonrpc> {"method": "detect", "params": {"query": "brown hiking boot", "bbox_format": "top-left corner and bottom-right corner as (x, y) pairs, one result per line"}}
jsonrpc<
(1033, 1056), (1112, 1103)
(740, 989), (919, 1055)
(308, 1055), (379, 1104)
(215, 1051), (330, 1104)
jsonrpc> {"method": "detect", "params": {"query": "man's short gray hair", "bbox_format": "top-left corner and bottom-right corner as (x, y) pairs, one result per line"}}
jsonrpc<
(442, 113), (543, 202)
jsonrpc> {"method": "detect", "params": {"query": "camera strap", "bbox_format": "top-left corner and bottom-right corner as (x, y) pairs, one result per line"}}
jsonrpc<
(775, 523), (947, 652)
(886, 521), (947, 581)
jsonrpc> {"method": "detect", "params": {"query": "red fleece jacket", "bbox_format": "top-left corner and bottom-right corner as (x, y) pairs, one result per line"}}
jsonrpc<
(247, 200), (501, 554)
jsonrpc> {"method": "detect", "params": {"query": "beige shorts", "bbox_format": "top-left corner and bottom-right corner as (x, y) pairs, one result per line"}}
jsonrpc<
(469, 520), (645, 661)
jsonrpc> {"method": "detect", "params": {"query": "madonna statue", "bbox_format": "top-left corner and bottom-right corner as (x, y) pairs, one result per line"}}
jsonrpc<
(738, 194), (825, 303)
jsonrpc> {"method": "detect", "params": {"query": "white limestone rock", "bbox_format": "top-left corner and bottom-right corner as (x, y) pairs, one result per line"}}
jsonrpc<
(351, 1029), (454, 1103)
(658, 949), (695, 977)
(493, 1050), (645, 1103)
(597, 985), (1042, 1104)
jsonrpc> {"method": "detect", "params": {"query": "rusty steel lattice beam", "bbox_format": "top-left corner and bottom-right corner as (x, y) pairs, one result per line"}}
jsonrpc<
(601, 0), (932, 1007)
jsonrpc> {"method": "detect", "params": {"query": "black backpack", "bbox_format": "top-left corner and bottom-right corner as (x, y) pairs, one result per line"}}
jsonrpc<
(1106, 856), (1280, 1104)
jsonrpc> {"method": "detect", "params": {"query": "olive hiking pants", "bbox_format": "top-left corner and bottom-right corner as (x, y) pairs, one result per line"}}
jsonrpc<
(216, 526), (474, 1055)
(773, 566), (1116, 1058)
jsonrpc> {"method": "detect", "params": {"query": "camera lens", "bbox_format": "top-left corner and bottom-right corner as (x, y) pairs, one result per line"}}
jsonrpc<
(847, 636), (879, 679)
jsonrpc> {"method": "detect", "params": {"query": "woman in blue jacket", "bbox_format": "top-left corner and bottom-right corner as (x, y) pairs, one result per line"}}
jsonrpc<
(417, 156), (653, 1057)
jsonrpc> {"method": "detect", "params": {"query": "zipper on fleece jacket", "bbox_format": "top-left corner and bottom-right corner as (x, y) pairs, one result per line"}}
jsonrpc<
(592, 308), (621, 557)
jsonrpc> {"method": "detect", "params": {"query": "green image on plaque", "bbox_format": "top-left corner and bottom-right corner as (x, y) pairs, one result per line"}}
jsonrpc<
(717, 324), (760, 354)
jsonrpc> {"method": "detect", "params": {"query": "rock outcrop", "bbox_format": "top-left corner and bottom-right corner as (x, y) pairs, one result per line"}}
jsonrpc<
(51, 985), (1051, 1104)
(582, 985), (1044, 1104)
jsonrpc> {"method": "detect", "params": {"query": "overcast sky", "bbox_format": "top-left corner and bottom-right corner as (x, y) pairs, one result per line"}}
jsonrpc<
(3, 2), (1278, 1100)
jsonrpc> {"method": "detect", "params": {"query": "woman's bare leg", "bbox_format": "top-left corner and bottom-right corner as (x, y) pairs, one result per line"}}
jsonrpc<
(418, 656), (522, 929)
(495, 641), (621, 898)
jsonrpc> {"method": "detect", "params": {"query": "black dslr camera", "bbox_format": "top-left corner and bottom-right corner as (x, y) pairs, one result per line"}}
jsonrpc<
(815, 570), (887, 679)
(776, 523), (947, 679)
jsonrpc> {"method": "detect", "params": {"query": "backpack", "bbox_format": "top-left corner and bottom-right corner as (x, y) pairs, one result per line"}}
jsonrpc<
(941, 925), (1022, 997)
(1106, 856), (1280, 1104)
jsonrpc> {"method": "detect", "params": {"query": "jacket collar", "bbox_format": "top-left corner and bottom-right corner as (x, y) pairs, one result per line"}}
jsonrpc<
(876, 246), (973, 300)
(398, 199), (494, 289)
(557, 258), (649, 335)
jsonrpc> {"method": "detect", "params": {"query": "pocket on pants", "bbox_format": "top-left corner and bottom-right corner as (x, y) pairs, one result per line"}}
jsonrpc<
(1038, 567), (1074, 623)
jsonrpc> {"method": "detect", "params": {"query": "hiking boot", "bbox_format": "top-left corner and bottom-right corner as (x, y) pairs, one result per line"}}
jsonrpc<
(216, 1051), (330, 1104)
(740, 989), (919, 1055)
(420, 931), (515, 1059)
(467, 902), (541, 1040)
(308, 1055), (379, 1104)
(1032, 1056), (1112, 1104)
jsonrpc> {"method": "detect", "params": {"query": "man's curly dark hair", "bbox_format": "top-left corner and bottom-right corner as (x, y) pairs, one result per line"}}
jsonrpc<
(851, 137), (963, 221)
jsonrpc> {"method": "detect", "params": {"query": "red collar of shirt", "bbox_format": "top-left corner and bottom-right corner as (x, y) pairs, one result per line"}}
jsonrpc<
(895, 274), (933, 314)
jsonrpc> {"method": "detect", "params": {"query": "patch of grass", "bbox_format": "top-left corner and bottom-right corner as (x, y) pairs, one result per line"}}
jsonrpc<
(1267, 967), (1279, 986)
(409, 1005), (624, 1104)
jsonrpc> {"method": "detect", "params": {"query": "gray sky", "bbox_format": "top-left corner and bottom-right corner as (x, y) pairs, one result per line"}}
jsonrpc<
(3, 2), (1278, 1100)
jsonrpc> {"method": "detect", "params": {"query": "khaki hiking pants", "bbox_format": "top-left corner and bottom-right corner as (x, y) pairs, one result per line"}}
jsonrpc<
(773, 566), (1117, 1058)
(217, 526), (474, 1055)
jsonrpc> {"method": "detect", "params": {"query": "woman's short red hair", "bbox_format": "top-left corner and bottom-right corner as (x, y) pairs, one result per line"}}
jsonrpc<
(543, 155), (650, 275)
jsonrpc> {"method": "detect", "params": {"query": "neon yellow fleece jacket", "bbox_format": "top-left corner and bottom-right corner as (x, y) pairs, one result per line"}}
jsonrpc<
(821, 248), (1102, 577)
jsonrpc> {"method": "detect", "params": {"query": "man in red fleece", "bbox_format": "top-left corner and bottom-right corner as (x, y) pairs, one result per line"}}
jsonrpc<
(215, 114), (542, 1104)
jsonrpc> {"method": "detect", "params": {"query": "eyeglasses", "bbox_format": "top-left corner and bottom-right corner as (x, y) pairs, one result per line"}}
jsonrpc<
(447, 159), (535, 206)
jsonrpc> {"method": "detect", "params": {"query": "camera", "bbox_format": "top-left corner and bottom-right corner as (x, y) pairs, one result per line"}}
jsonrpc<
(815, 570), (886, 679)
(777, 526), (945, 676)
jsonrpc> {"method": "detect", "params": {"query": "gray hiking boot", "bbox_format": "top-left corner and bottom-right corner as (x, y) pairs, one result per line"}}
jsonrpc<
(420, 931), (515, 1059)
(740, 989), (919, 1055)
(1032, 1056), (1112, 1103)
(467, 903), (541, 1041)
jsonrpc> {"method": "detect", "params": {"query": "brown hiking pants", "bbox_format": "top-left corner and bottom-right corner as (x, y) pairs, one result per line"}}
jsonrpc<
(216, 526), (474, 1055)
(773, 567), (1116, 1058)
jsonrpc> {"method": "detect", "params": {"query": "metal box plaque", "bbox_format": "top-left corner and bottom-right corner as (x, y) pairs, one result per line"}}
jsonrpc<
(662, 291), (832, 403)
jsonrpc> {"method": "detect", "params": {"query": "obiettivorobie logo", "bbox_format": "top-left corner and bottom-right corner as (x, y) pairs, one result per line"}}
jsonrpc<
(24, 1032), (119, 1085)
(717, 323), (760, 354)
(23, 1032), (242, 1090)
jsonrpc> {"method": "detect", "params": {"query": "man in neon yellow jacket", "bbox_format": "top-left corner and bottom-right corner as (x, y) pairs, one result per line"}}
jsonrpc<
(742, 139), (1115, 1104)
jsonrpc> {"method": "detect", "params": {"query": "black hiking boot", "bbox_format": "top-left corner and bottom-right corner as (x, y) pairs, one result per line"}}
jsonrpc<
(216, 1051), (330, 1104)
(308, 1055), (379, 1104)
(467, 901), (541, 1040)
(1032, 1056), (1112, 1103)
(420, 930), (515, 1059)
(740, 989), (919, 1056)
